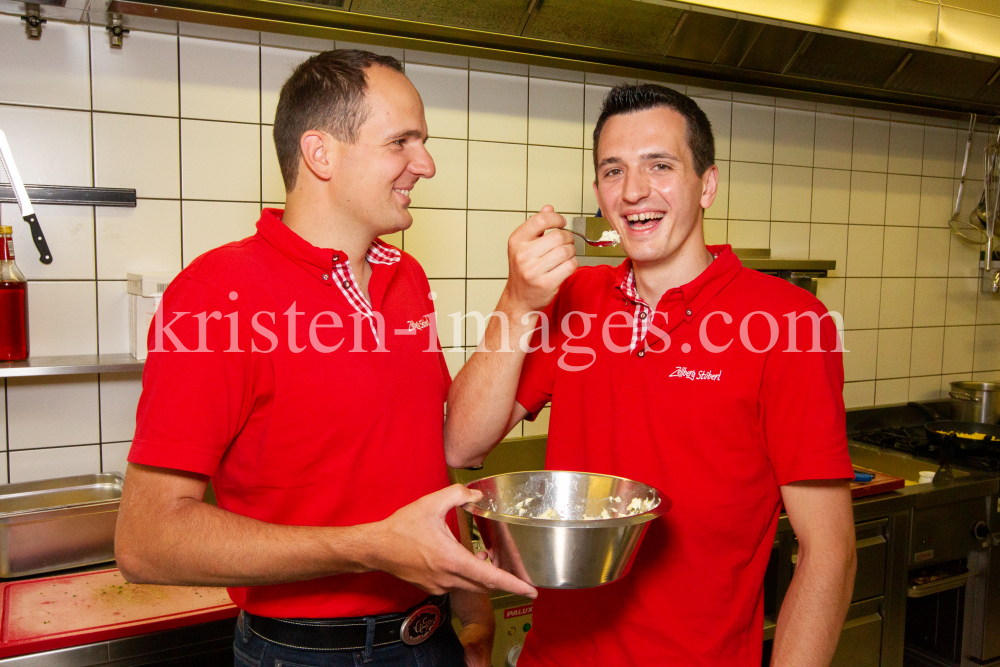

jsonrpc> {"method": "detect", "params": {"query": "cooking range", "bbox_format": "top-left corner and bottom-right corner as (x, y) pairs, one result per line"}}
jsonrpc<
(847, 401), (1000, 667)
(854, 425), (1000, 473)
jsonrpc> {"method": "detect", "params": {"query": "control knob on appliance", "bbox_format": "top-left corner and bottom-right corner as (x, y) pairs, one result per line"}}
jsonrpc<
(507, 644), (522, 667)
(973, 520), (990, 541)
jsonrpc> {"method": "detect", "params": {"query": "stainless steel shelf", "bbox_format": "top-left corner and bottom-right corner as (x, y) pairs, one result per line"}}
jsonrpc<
(0, 354), (143, 378)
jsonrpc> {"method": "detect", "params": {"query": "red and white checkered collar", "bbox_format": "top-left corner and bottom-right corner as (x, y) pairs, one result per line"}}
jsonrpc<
(613, 247), (729, 352)
(364, 238), (401, 266)
(619, 266), (647, 307)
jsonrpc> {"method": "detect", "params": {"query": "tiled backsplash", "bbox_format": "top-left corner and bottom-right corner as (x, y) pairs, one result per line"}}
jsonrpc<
(0, 14), (998, 483)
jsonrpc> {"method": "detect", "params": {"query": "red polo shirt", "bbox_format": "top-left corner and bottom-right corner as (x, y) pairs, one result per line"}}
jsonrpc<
(515, 245), (853, 667)
(130, 208), (455, 619)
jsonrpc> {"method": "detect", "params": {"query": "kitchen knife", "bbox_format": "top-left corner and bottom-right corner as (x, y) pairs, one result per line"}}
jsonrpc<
(0, 129), (52, 264)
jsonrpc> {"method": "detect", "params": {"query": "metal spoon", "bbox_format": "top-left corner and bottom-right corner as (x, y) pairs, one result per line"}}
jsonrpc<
(567, 228), (619, 247)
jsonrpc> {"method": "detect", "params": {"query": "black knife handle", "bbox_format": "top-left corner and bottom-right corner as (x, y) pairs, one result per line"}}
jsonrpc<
(23, 214), (52, 264)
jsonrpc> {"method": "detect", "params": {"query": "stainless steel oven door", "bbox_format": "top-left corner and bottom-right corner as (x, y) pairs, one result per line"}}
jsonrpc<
(962, 493), (1000, 666)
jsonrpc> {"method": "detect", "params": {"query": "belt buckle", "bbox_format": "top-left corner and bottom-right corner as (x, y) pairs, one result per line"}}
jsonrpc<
(399, 603), (442, 646)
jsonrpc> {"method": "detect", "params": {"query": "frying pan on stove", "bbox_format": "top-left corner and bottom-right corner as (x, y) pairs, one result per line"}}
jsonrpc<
(925, 420), (1000, 452)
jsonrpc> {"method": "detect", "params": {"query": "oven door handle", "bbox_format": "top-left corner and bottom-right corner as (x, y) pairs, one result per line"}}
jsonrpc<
(908, 572), (970, 598)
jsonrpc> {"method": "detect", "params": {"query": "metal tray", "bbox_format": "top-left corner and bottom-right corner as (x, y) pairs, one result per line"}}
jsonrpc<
(0, 473), (123, 578)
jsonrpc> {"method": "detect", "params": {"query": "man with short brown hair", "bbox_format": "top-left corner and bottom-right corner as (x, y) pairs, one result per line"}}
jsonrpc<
(115, 50), (534, 667)
(445, 83), (857, 667)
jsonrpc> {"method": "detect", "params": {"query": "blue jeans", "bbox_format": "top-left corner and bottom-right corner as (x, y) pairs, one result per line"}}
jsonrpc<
(233, 610), (467, 667)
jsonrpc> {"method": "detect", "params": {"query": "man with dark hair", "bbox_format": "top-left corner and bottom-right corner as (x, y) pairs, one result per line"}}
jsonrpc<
(115, 50), (534, 667)
(445, 83), (857, 666)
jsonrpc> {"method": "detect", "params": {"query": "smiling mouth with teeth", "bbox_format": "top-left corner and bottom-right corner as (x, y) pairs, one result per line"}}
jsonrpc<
(393, 188), (411, 197)
(625, 212), (665, 228)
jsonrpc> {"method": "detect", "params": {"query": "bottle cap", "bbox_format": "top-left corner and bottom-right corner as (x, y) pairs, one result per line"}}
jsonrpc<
(0, 226), (11, 234)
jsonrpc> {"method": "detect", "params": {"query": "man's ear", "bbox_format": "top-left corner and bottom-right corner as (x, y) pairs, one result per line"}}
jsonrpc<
(700, 164), (719, 211)
(299, 131), (335, 182)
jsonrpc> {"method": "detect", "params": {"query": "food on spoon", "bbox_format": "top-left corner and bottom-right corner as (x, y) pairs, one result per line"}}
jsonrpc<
(599, 230), (621, 246)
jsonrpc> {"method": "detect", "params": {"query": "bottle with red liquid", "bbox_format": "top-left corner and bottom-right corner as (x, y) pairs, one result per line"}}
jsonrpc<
(0, 226), (28, 360)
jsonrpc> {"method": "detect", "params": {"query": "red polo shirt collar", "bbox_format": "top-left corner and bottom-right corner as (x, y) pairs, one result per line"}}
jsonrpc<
(257, 208), (400, 272)
(256, 207), (402, 342)
(612, 244), (742, 351)
(613, 244), (741, 318)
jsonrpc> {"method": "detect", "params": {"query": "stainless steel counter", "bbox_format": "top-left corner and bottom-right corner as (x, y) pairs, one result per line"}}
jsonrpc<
(0, 618), (235, 667)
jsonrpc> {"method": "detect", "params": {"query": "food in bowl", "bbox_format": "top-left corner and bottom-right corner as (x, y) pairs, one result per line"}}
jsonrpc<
(507, 494), (655, 520)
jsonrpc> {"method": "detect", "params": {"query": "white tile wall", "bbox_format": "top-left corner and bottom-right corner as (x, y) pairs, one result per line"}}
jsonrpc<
(261, 47), (315, 125)
(181, 120), (261, 201)
(27, 282), (98, 356)
(98, 373), (143, 442)
(0, 19), (997, 485)
(93, 113), (180, 199)
(90, 27), (179, 116)
(408, 64), (468, 140)
(179, 37), (260, 123)
(0, 15), (90, 109)
(97, 200), (182, 279)
(731, 103), (774, 163)
(773, 108), (814, 167)
(9, 445), (101, 484)
(527, 146), (583, 213)
(468, 142), (527, 211)
(405, 209), (467, 279)
(470, 72), (528, 143)
(182, 201), (260, 265)
(97, 281), (130, 354)
(528, 79), (584, 148)
(1, 204), (95, 280)
(0, 105), (92, 187)
(102, 441), (132, 476)
(410, 138), (466, 209)
(7, 376), (100, 449)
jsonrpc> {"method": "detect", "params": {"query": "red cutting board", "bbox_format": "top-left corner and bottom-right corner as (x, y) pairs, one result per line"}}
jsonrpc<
(850, 466), (905, 499)
(0, 568), (238, 658)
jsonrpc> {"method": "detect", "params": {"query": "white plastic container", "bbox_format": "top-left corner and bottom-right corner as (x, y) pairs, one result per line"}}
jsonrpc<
(918, 471), (936, 484)
(127, 271), (175, 360)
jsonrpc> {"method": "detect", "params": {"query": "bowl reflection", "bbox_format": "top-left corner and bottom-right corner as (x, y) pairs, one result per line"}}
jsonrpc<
(463, 471), (668, 589)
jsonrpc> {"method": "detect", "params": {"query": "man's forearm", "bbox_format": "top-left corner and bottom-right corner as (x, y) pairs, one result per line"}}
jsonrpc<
(117, 484), (378, 587)
(770, 541), (857, 666)
(116, 464), (541, 600)
(444, 292), (537, 468)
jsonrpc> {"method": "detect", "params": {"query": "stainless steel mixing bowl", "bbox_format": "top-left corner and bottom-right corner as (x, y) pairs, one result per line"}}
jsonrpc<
(463, 471), (668, 589)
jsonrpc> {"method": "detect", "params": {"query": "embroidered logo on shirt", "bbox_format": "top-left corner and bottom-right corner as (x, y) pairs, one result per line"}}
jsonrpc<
(669, 366), (722, 381)
(408, 316), (431, 331)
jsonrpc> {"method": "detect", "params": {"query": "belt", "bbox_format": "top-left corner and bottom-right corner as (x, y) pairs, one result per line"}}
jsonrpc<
(243, 595), (449, 651)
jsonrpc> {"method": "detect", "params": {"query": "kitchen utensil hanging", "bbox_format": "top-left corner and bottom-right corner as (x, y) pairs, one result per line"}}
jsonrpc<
(0, 129), (51, 264)
(984, 126), (1000, 282)
(950, 114), (985, 245)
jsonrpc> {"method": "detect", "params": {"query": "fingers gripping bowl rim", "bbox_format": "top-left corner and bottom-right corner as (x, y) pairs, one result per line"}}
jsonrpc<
(462, 470), (668, 589)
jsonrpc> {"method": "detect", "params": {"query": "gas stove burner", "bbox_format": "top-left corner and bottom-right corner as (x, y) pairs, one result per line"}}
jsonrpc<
(855, 426), (937, 457)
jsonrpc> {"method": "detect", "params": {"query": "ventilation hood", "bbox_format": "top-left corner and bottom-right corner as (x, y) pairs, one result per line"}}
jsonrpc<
(35, 0), (1000, 116)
